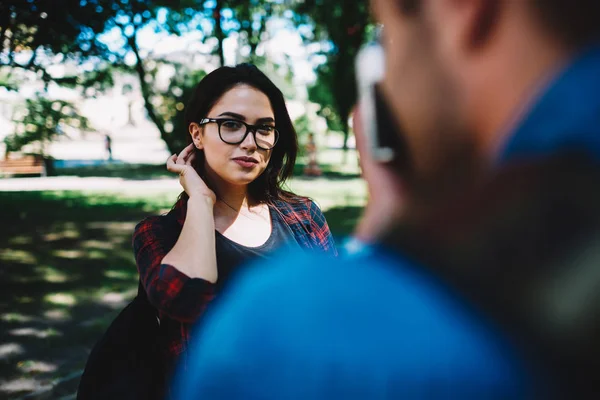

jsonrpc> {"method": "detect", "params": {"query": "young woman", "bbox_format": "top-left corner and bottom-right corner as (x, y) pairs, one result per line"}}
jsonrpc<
(132, 63), (337, 387)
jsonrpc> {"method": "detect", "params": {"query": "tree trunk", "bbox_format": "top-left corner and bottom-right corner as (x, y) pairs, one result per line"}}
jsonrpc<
(341, 114), (350, 164)
(127, 32), (178, 154)
(214, 1), (226, 66)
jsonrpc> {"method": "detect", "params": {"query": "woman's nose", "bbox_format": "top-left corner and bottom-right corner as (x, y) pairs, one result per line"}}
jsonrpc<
(240, 130), (258, 150)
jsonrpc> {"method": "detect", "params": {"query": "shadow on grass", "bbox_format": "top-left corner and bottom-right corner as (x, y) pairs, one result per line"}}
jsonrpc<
(0, 192), (362, 398)
(55, 163), (172, 180)
(0, 192), (165, 398)
(292, 163), (361, 180)
(323, 204), (364, 239)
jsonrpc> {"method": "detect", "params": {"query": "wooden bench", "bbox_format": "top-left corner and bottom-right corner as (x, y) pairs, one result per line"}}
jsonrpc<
(0, 155), (47, 177)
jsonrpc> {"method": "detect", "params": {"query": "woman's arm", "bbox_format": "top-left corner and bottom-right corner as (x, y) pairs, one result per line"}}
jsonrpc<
(134, 144), (219, 322)
(133, 215), (215, 323)
(161, 195), (217, 282)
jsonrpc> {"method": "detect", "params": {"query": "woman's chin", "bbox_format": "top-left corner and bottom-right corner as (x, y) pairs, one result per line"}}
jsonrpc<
(224, 174), (259, 186)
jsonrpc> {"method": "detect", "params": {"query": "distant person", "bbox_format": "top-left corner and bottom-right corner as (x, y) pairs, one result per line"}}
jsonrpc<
(175, 0), (600, 398)
(303, 133), (322, 176)
(104, 134), (113, 161)
(133, 64), (336, 398)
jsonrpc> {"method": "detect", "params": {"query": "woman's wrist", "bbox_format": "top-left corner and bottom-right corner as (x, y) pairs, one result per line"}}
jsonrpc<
(188, 192), (215, 208)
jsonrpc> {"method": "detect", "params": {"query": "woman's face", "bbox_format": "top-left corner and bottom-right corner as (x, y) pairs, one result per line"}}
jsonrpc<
(190, 84), (275, 188)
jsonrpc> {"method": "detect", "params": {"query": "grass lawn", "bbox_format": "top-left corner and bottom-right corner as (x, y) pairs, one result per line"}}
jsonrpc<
(0, 158), (365, 398)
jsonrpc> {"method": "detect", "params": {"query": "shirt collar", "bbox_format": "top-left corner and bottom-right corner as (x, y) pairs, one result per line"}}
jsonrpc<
(497, 42), (600, 165)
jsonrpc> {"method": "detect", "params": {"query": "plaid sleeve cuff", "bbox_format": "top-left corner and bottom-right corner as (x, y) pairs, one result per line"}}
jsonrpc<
(147, 263), (216, 323)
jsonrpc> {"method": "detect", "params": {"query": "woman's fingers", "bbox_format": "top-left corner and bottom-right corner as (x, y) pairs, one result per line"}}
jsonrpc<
(186, 151), (196, 166)
(177, 144), (195, 165)
(166, 154), (184, 174)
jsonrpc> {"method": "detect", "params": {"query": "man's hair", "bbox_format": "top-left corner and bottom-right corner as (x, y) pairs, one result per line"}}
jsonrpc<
(531, 0), (600, 47)
(396, 0), (600, 47)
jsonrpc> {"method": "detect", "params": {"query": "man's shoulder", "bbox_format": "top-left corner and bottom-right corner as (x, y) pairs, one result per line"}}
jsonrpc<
(218, 247), (510, 353)
(191, 247), (529, 397)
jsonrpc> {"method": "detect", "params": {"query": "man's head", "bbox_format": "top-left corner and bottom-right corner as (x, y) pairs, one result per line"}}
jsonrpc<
(371, 0), (600, 191)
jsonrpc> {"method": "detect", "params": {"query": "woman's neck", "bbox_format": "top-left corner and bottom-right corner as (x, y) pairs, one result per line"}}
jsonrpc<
(206, 176), (252, 211)
(218, 189), (252, 211)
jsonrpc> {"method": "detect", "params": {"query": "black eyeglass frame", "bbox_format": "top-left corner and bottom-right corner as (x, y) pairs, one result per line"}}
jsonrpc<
(198, 118), (280, 150)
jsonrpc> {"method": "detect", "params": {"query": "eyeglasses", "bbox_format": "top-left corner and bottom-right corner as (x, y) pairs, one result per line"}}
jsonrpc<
(198, 118), (279, 150)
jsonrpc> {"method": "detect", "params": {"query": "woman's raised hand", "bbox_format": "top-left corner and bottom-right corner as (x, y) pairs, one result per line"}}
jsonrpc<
(167, 144), (216, 205)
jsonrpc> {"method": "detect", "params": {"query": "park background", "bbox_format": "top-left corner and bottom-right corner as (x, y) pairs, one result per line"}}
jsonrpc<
(0, 1), (372, 398)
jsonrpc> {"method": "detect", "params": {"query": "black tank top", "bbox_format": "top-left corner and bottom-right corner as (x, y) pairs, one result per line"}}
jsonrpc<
(214, 207), (300, 289)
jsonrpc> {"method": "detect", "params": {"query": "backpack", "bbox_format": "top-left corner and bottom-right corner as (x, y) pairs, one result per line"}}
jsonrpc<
(77, 281), (166, 400)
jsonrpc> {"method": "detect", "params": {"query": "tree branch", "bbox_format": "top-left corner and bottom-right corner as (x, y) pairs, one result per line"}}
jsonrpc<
(125, 28), (176, 153)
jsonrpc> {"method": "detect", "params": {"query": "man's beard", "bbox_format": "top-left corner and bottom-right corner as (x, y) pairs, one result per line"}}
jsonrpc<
(403, 128), (482, 217)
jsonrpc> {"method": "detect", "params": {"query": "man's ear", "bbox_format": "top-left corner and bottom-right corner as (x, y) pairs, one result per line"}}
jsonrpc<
(469, 0), (500, 49)
(435, 0), (501, 54)
(189, 123), (204, 150)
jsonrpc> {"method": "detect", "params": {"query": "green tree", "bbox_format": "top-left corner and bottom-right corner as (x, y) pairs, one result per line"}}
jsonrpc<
(207, 0), (282, 66)
(292, 0), (372, 151)
(4, 95), (91, 157)
(1, 0), (205, 154)
(1, 1), (289, 154)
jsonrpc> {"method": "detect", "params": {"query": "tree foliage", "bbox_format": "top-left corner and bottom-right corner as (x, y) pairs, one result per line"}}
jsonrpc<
(292, 0), (372, 150)
(1, 0), (372, 156)
(4, 95), (91, 157)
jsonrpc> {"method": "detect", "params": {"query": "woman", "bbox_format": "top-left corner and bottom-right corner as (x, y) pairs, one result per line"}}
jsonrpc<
(132, 63), (337, 387)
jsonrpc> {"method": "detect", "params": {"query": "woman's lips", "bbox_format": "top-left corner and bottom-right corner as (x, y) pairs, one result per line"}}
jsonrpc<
(232, 157), (258, 168)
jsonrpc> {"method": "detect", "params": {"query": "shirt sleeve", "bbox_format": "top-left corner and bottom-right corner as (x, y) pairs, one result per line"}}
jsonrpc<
(133, 216), (216, 323)
(308, 200), (338, 256)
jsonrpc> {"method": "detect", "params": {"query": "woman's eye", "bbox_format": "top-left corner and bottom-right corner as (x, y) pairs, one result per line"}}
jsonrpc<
(223, 120), (243, 129)
(257, 126), (275, 135)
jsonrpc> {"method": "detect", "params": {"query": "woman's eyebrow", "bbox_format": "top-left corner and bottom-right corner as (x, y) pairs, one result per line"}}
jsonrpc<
(218, 111), (246, 120)
(218, 112), (275, 125)
(256, 117), (275, 125)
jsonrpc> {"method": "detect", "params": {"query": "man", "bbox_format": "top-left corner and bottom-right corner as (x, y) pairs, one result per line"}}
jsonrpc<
(176, 0), (600, 398)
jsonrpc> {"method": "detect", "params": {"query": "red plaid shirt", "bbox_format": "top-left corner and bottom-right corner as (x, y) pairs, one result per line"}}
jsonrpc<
(132, 196), (337, 372)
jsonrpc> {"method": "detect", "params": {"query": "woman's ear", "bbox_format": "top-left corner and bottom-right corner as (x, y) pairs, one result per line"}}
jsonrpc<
(189, 123), (204, 149)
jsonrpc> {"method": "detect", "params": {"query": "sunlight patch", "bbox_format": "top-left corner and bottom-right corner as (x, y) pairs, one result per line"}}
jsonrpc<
(44, 293), (77, 306)
(88, 249), (107, 259)
(36, 266), (69, 283)
(10, 327), (61, 339)
(44, 309), (70, 321)
(104, 270), (133, 280)
(0, 343), (24, 360)
(1, 313), (34, 323)
(0, 249), (37, 264)
(43, 228), (80, 242)
(81, 240), (114, 250)
(52, 249), (85, 259)
(17, 360), (57, 373)
(101, 292), (125, 305)
(8, 235), (33, 246)
(86, 221), (136, 232)
(0, 378), (47, 393)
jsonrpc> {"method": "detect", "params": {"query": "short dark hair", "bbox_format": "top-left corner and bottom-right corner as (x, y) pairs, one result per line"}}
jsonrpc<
(396, 0), (600, 47)
(530, 0), (600, 47)
(184, 63), (300, 204)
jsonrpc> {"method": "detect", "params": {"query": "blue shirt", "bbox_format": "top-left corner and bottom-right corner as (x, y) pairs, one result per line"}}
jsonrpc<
(175, 43), (600, 399)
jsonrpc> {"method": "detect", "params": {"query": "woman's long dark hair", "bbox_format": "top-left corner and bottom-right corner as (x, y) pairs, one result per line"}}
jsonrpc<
(182, 63), (301, 205)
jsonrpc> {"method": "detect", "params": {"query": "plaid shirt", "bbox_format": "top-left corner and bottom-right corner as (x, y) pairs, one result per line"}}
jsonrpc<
(132, 196), (337, 372)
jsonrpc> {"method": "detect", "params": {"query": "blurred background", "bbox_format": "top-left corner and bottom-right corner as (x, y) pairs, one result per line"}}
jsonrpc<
(0, 1), (372, 398)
